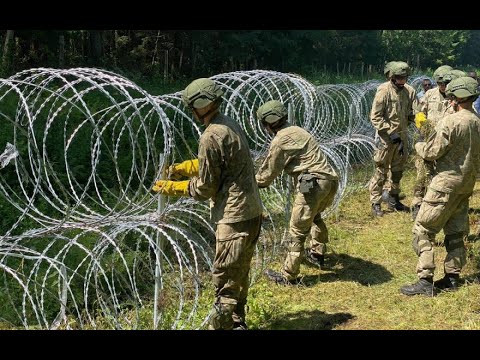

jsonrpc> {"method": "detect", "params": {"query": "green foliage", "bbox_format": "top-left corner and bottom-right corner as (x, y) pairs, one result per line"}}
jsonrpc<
(381, 30), (470, 69)
(2, 30), (478, 81)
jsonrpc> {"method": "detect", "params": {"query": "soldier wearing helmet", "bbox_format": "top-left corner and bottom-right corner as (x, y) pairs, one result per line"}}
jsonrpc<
(369, 61), (416, 217)
(401, 76), (480, 296)
(153, 78), (263, 330)
(255, 100), (339, 285)
(412, 67), (464, 220)
(467, 71), (480, 115)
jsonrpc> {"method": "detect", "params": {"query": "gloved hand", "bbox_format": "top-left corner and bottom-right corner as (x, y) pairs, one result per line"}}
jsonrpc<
(167, 159), (199, 180)
(152, 180), (190, 196)
(415, 112), (427, 129)
(389, 132), (402, 144)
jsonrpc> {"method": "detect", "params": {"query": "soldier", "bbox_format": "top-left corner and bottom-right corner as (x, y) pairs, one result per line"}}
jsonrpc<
(467, 71), (480, 114)
(153, 78), (263, 330)
(416, 78), (433, 100)
(411, 66), (463, 220)
(369, 61), (416, 217)
(400, 76), (480, 296)
(255, 100), (339, 285)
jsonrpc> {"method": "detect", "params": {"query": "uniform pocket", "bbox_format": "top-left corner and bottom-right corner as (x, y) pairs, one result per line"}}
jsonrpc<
(215, 226), (248, 270)
(423, 188), (449, 205)
(418, 188), (449, 226)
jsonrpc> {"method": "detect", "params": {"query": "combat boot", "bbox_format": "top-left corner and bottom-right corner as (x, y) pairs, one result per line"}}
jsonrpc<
(371, 203), (384, 217)
(400, 278), (436, 296)
(382, 189), (390, 203)
(434, 274), (460, 291)
(387, 194), (410, 212)
(411, 204), (421, 221)
(264, 269), (298, 285)
(305, 250), (325, 268)
(207, 302), (235, 330)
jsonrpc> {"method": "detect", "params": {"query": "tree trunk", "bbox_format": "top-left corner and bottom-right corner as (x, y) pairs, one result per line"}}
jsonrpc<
(152, 30), (161, 66)
(58, 33), (65, 67)
(89, 30), (104, 64)
(2, 30), (14, 68)
(164, 49), (168, 82)
(81, 30), (85, 61)
(114, 30), (119, 67)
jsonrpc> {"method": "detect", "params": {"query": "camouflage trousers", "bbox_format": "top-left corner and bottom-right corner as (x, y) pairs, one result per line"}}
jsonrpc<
(282, 179), (338, 281)
(209, 214), (262, 330)
(369, 140), (408, 204)
(412, 188), (470, 279)
(411, 155), (434, 208)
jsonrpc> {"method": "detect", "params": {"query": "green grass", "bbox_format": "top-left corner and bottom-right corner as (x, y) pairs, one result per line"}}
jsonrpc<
(4, 158), (479, 330)
(244, 159), (480, 330)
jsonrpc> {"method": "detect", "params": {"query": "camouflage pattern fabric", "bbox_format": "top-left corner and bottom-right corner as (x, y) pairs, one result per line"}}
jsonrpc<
(412, 108), (480, 279)
(412, 88), (456, 207)
(255, 124), (338, 281)
(413, 190), (469, 278)
(187, 112), (263, 330)
(283, 179), (338, 280)
(256, 124), (338, 186)
(189, 114), (263, 224)
(210, 215), (262, 329)
(369, 81), (416, 204)
(418, 87), (453, 126)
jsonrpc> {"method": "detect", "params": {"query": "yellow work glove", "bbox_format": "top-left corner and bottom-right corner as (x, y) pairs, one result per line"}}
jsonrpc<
(415, 112), (427, 129)
(152, 180), (190, 196)
(167, 159), (199, 180)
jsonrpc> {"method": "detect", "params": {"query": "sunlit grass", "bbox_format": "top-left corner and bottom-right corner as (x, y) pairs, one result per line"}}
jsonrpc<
(245, 160), (480, 330)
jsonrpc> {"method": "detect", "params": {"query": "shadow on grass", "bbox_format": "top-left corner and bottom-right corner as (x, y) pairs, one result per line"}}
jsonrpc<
(467, 233), (480, 242)
(468, 207), (480, 215)
(301, 253), (393, 286)
(264, 309), (355, 330)
(463, 271), (480, 285)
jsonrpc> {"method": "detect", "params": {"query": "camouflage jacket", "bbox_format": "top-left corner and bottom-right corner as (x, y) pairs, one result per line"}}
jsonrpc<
(370, 81), (416, 142)
(255, 124), (338, 187)
(189, 114), (263, 224)
(415, 109), (480, 194)
(419, 87), (452, 122)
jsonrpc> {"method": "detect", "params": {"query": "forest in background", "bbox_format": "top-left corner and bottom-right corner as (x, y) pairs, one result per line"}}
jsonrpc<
(1, 30), (479, 83)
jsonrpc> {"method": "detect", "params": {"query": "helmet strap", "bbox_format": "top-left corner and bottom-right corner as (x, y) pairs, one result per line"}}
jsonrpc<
(451, 96), (474, 111)
(269, 116), (287, 132)
(193, 100), (220, 125)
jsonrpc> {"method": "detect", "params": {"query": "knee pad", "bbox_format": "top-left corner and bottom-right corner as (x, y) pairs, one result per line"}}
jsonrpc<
(445, 233), (465, 252)
(286, 241), (304, 253)
(412, 234), (432, 256)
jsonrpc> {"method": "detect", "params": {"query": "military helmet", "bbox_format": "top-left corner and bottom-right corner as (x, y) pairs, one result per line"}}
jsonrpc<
(442, 70), (467, 85)
(384, 61), (398, 77)
(445, 76), (480, 98)
(433, 65), (453, 83)
(182, 78), (224, 109)
(257, 100), (288, 125)
(389, 61), (410, 77)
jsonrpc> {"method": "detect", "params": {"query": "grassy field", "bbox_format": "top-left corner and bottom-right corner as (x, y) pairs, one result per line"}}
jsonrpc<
(245, 159), (480, 330)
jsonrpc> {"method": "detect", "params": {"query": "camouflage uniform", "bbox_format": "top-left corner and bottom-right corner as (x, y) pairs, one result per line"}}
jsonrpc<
(413, 109), (480, 279)
(368, 81), (416, 204)
(412, 88), (455, 208)
(189, 113), (263, 329)
(256, 124), (338, 281)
